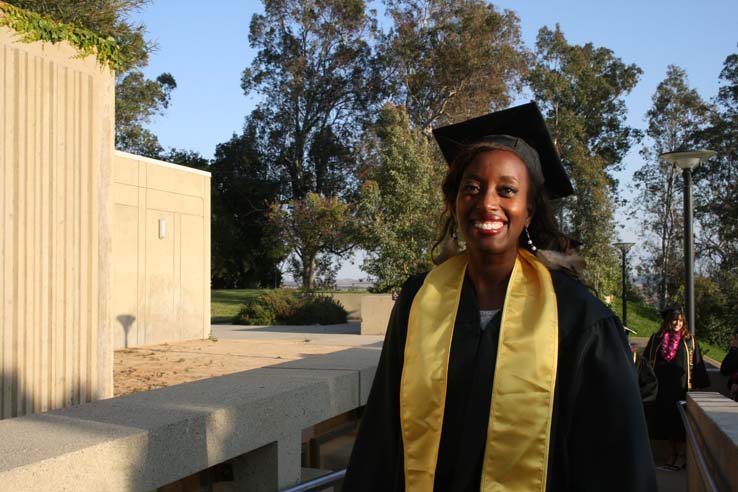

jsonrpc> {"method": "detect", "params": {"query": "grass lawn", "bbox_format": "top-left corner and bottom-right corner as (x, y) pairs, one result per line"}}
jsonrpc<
(211, 288), (369, 324)
(211, 289), (262, 324)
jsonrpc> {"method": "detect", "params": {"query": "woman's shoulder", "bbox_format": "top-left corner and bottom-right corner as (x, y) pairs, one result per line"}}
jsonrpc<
(549, 270), (620, 341)
(394, 272), (429, 308)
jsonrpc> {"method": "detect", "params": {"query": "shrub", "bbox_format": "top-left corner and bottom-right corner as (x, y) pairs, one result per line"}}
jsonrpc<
(234, 291), (347, 325)
(287, 295), (347, 325)
(235, 290), (295, 325)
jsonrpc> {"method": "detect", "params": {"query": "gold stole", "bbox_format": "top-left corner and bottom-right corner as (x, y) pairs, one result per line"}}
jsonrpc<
(400, 249), (559, 491)
(684, 338), (693, 390)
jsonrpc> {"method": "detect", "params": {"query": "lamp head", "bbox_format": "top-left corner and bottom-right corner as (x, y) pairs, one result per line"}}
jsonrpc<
(613, 242), (635, 254)
(659, 150), (717, 170)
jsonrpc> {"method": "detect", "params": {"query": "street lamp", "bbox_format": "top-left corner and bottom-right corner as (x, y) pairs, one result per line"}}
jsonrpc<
(659, 149), (717, 336)
(613, 242), (635, 327)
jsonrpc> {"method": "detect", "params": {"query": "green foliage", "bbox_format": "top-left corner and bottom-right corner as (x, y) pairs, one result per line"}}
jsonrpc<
(115, 71), (176, 156)
(235, 291), (347, 325)
(269, 193), (357, 290)
(290, 295), (348, 325)
(210, 124), (286, 289)
(236, 290), (295, 325)
(357, 104), (443, 292)
(632, 65), (710, 307)
(160, 148), (210, 171)
(242, 0), (383, 200)
(242, 0), (384, 289)
(528, 25), (642, 295)
(0, 1), (122, 69)
(382, 0), (529, 131)
(211, 289), (265, 323)
(609, 296), (661, 339)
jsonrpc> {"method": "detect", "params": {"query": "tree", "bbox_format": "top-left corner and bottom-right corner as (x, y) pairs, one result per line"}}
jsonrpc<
(210, 122), (285, 288)
(160, 148), (210, 171)
(690, 48), (738, 345)
(242, 0), (382, 200)
(9, 0), (177, 156)
(352, 1), (527, 290)
(357, 104), (444, 292)
(241, 0), (383, 288)
(269, 193), (357, 290)
(695, 51), (738, 270)
(632, 65), (710, 308)
(528, 25), (642, 296)
(382, 0), (528, 132)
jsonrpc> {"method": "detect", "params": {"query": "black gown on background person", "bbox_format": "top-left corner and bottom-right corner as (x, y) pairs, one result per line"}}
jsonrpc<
(343, 269), (656, 492)
(643, 333), (709, 441)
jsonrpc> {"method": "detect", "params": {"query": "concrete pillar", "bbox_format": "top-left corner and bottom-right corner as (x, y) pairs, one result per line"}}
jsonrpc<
(231, 434), (301, 491)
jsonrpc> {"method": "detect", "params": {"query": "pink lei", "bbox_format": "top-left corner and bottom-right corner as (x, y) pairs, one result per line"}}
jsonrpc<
(660, 330), (682, 362)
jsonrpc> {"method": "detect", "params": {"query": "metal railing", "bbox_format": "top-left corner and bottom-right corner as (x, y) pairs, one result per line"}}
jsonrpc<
(677, 400), (719, 492)
(280, 469), (346, 492)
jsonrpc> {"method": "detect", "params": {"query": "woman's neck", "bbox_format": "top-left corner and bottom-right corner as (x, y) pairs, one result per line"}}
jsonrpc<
(466, 248), (517, 310)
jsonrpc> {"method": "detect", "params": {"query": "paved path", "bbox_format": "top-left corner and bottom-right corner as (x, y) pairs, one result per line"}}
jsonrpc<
(210, 320), (385, 346)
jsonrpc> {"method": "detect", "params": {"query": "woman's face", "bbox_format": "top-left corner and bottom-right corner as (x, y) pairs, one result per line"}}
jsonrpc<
(454, 149), (531, 259)
(670, 315), (684, 332)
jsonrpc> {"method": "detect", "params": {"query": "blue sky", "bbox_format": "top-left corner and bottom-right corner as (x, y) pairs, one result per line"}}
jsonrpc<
(133, 0), (738, 278)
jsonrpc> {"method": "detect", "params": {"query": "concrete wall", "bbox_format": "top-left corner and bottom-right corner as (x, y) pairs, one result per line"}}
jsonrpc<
(686, 393), (738, 491)
(360, 295), (394, 335)
(0, 26), (115, 417)
(0, 346), (381, 491)
(112, 151), (211, 348)
(328, 293), (363, 320)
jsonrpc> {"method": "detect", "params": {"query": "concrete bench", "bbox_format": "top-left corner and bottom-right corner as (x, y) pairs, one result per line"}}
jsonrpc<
(0, 347), (381, 491)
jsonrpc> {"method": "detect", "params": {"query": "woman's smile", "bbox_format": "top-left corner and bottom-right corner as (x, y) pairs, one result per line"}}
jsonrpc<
(455, 149), (531, 259)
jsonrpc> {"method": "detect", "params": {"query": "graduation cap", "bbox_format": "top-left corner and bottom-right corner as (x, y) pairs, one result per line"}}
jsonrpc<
(659, 304), (683, 320)
(432, 102), (574, 199)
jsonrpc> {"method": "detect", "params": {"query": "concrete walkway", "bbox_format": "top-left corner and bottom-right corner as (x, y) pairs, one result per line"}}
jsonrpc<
(210, 320), (384, 346)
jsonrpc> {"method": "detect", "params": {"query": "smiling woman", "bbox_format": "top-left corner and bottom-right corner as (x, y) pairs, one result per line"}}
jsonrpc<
(343, 102), (657, 491)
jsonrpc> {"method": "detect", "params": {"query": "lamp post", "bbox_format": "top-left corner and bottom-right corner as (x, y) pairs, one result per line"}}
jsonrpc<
(659, 150), (716, 336)
(613, 242), (635, 327)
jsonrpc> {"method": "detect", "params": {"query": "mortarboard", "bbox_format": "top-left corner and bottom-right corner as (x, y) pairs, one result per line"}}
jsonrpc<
(432, 102), (574, 199)
(659, 304), (683, 320)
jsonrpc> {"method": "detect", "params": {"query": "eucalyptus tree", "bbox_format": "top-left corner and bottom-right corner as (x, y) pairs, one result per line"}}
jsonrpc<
(382, 0), (529, 132)
(690, 50), (738, 346)
(8, 0), (177, 157)
(242, 0), (383, 289)
(528, 25), (642, 296)
(354, 0), (528, 291)
(632, 65), (710, 307)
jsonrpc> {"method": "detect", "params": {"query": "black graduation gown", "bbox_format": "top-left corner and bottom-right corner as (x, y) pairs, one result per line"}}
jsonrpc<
(634, 352), (658, 403)
(344, 270), (656, 492)
(643, 333), (709, 441)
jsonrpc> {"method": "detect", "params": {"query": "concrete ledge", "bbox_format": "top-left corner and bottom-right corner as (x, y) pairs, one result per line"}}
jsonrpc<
(686, 392), (738, 491)
(0, 349), (381, 491)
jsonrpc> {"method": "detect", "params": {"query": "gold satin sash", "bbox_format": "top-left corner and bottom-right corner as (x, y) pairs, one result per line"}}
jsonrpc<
(400, 249), (559, 491)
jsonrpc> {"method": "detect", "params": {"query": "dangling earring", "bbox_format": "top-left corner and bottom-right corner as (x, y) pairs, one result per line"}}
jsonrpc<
(525, 226), (537, 252)
(451, 227), (458, 241)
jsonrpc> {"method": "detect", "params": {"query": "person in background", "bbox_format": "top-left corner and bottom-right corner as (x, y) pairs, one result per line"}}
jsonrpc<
(644, 305), (709, 470)
(343, 102), (656, 491)
(720, 328), (738, 401)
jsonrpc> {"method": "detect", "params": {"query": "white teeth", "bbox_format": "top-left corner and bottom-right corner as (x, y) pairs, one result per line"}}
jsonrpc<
(474, 221), (503, 231)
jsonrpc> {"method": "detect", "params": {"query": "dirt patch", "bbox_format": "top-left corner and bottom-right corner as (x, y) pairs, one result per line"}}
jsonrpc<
(114, 338), (350, 397)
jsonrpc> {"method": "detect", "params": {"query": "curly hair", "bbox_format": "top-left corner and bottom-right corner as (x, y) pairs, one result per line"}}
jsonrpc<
(432, 141), (571, 263)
